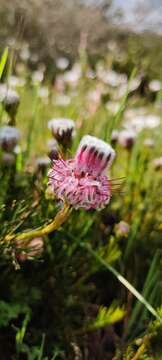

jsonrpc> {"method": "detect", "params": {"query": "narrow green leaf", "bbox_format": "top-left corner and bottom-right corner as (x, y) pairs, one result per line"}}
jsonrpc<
(82, 243), (162, 325)
(38, 333), (46, 360)
(0, 47), (8, 79)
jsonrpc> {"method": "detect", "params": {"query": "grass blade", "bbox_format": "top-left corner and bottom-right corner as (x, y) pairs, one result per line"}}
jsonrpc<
(0, 47), (8, 79)
(82, 243), (162, 325)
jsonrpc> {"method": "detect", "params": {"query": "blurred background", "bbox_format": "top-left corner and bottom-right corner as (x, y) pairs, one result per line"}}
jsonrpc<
(1, 0), (162, 79)
(0, 2), (162, 359)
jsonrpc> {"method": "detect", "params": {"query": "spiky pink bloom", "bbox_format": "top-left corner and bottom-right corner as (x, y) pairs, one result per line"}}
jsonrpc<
(48, 135), (115, 210)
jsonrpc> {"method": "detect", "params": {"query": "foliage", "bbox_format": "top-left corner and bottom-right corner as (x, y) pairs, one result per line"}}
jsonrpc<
(0, 40), (162, 359)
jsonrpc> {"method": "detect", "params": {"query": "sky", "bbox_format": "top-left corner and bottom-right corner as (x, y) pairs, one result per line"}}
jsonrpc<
(112, 0), (162, 33)
(81, 0), (162, 34)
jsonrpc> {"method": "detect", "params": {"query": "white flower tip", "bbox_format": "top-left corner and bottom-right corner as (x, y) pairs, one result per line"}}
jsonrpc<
(48, 118), (75, 137)
(48, 118), (75, 129)
(0, 126), (20, 140)
(3, 89), (20, 104)
(78, 135), (116, 166)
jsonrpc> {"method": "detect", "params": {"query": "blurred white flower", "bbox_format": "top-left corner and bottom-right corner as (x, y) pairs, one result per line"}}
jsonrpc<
(56, 57), (69, 71)
(30, 53), (39, 64)
(129, 77), (141, 92)
(124, 112), (161, 133)
(32, 70), (44, 84)
(153, 157), (162, 170)
(0, 126), (20, 152)
(118, 129), (136, 149)
(98, 69), (127, 88)
(149, 80), (162, 92)
(8, 75), (25, 88)
(63, 64), (81, 87)
(36, 156), (50, 171)
(111, 130), (120, 143)
(13, 145), (21, 154)
(125, 107), (146, 120)
(2, 89), (20, 120)
(38, 86), (49, 99)
(106, 101), (120, 114)
(88, 88), (102, 102)
(48, 118), (75, 147)
(0, 84), (7, 101)
(115, 83), (127, 99)
(86, 69), (96, 79)
(20, 45), (30, 61)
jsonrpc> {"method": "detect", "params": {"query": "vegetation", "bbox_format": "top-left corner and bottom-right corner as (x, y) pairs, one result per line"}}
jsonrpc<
(0, 32), (162, 360)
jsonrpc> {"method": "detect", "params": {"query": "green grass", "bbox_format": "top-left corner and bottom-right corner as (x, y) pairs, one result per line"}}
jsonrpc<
(0, 51), (162, 359)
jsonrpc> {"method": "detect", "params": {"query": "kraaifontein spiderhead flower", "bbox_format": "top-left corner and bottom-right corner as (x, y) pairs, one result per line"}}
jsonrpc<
(48, 118), (75, 148)
(48, 135), (115, 210)
(0, 126), (20, 152)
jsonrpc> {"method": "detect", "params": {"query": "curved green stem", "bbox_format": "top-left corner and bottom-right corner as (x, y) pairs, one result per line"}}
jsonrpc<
(4, 203), (70, 243)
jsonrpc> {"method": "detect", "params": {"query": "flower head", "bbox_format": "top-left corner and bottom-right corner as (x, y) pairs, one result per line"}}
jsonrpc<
(47, 138), (59, 160)
(111, 130), (119, 144)
(2, 89), (20, 119)
(48, 135), (115, 210)
(153, 157), (162, 170)
(48, 118), (75, 148)
(149, 80), (162, 92)
(118, 130), (136, 149)
(36, 156), (50, 172)
(0, 126), (20, 152)
(56, 57), (69, 71)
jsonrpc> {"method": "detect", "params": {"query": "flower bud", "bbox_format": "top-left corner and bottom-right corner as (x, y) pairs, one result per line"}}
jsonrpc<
(118, 130), (136, 150)
(56, 57), (69, 71)
(47, 138), (59, 161)
(2, 89), (20, 121)
(15, 237), (44, 261)
(0, 126), (20, 152)
(48, 149), (59, 161)
(149, 80), (162, 93)
(48, 118), (75, 148)
(36, 156), (50, 172)
(153, 157), (162, 170)
(111, 130), (119, 145)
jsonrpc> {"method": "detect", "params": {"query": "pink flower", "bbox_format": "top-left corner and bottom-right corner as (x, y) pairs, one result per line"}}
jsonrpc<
(48, 135), (115, 210)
